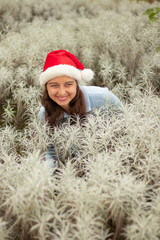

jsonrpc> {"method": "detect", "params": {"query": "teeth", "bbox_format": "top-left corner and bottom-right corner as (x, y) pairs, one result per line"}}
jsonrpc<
(57, 96), (68, 100)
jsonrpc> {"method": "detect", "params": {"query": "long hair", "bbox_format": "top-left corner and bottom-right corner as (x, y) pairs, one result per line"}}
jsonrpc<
(41, 83), (86, 127)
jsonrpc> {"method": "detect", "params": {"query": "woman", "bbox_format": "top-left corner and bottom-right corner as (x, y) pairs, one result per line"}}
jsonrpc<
(39, 50), (123, 167)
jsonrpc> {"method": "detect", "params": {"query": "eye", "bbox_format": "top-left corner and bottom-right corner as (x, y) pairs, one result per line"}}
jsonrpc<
(65, 82), (74, 86)
(50, 84), (58, 88)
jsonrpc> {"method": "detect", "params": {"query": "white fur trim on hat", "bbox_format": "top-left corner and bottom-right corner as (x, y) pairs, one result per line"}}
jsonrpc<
(39, 64), (94, 87)
(81, 69), (94, 82)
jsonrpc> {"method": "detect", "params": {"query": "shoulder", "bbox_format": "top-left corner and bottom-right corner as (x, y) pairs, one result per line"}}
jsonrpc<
(80, 85), (123, 112)
(80, 85), (109, 96)
(80, 86), (110, 110)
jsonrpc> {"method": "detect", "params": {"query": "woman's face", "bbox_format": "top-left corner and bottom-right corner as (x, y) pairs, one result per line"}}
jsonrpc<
(46, 76), (77, 112)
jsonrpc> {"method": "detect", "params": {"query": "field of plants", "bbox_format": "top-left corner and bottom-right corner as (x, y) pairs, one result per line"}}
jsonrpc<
(0, 0), (160, 239)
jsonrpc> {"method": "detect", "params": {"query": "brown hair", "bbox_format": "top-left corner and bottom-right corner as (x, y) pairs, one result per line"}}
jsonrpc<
(41, 83), (86, 127)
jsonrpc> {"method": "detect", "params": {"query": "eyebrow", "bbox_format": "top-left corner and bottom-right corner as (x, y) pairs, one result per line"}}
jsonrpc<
(48, 82), (58, 85)
(65, 81), (75, 84)
(48, 81), (75, 85)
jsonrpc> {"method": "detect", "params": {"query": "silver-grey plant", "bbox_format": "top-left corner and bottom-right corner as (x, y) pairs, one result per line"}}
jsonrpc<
(0, 0), (160, 239)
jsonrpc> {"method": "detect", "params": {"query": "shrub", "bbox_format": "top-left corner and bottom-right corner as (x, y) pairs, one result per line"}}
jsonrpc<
(0, 0), (160, 239)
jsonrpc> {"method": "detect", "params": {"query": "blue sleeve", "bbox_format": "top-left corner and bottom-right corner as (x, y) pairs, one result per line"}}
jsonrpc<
(44, 145), (58, 168)
(38, 106), (45, 121)
(88, 87), (123, 113)
(105, 90), (123, 113)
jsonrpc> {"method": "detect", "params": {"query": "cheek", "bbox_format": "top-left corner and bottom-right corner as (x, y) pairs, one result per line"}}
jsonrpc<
(74, 90), (77, 97)
(72, 86), (77, 96)
(70, 90), (76, 99)
(47, 88), (56, 99)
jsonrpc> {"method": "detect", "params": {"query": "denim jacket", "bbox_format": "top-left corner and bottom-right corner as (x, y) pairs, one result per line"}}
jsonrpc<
(39, 86), (123, 168)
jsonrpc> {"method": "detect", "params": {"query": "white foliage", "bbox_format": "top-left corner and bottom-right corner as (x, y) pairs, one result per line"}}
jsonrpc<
(0, 0), (160, 239)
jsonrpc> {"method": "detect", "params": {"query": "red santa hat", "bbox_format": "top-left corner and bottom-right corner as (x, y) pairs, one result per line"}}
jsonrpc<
(39, 49), (94, 87)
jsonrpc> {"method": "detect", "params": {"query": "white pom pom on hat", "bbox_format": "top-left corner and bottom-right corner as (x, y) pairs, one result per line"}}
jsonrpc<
(81, 68), (94, 82)
(39, 50), (94, 87)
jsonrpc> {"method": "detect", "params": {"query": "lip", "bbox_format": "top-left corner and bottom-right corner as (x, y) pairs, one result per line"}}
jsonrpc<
(56, 96), (68, 101)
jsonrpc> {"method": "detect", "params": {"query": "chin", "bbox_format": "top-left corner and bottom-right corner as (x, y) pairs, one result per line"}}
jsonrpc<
(59, 101), (70, 108)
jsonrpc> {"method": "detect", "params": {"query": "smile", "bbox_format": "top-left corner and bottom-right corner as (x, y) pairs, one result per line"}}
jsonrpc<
(57, 96), (68, 101)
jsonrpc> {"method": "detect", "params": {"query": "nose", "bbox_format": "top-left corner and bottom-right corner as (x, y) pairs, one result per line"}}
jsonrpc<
(58, 86), (66, 96)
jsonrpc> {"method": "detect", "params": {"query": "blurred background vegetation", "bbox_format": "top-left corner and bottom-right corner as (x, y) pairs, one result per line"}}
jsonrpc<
(0, 0), (160, 240)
